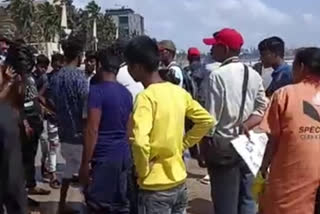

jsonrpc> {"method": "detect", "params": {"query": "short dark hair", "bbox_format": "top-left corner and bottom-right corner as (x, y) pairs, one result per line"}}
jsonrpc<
(14, 38), (26, 45)
(124, 35), (159, 72)
(97, 47), (122, 74)
(258, 36), (285, 58)
(85, 50), (97, 61)
(295, 47), (320, 75)
(36, 54), (50, 66)
(61, 35), (84, 62)
(51, 53), (64, 64)
(5, 43), (35, 75)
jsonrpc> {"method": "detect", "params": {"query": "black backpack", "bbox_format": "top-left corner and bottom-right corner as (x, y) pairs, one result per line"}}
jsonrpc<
(169, 63), (197, 98)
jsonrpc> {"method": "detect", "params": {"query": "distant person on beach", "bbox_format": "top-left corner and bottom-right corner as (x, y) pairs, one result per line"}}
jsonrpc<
(158, 40), (184, 87)
(126, 36), (214, 214)
(258, 37), (293, 97)
(202, 28), (268, 214)
(80, 47), (133, 214)
(50, 35), (88, 214)
(0, 43), (37, 214)
(115, 39), (144, 101)
(259, 47), (320, 214)
(84, 51), (97, 82)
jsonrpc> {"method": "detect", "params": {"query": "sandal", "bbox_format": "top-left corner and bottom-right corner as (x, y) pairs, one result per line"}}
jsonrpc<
(58, 205), (80, 214)
(50, 177), (61, 189)
(27, 197), (40, 208)
(41, 163), (51, 182)
(200, 175), (210, 185)
(71, 174), (79, 183)
(28, 187), (51, 195)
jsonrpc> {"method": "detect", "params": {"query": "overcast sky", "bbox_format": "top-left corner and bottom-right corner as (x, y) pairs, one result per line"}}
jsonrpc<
(73, 0), (320, 51)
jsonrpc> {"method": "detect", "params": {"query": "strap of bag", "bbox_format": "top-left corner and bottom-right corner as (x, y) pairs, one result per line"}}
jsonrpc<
(238, 64), (249, 129)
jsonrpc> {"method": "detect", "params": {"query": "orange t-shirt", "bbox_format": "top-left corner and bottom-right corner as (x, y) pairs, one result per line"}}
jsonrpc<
(260, 80), (320, 214)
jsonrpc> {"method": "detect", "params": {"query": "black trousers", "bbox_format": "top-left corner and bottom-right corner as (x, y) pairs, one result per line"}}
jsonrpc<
(21, 124), (43, 188)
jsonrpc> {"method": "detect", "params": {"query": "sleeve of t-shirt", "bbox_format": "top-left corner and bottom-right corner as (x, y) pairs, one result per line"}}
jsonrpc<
(130, 93), (153, 178)
(252, 75), (268, 116)
(171, 66), (184, 87)
(76, 72), (89, 100)
(259, 89), (287, 139)
(205, 73), (225, 136)
(184, 93), (215, 150)
(88, 85), (102, 110)
(42, 74), (49, 88)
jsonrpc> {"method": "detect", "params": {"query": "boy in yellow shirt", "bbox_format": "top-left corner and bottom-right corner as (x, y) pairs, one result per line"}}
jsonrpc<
(124, 35), (215, 214)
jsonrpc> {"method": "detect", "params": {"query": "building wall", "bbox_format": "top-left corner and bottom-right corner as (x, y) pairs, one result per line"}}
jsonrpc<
(129, 14), (144, 36)
(109, 9), (144, 39)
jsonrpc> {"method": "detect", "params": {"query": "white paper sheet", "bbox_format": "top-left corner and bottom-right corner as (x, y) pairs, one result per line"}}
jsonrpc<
(231, 131), (268, 176)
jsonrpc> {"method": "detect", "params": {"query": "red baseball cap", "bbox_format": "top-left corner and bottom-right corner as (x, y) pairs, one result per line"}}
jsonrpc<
(188, 47), (200, 57)
(203, 28), (244, 50)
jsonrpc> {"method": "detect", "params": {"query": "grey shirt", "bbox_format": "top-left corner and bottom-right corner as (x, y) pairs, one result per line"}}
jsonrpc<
(203, 59), (268, 138)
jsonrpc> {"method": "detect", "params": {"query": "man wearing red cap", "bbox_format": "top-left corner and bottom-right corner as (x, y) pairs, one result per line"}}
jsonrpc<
(202, 28), (268, 214)
(185, 47), (202, 87)
(183, 47), (207, 163)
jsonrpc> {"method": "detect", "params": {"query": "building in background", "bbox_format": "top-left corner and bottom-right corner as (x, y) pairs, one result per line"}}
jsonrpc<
(106, 7), (144, 39)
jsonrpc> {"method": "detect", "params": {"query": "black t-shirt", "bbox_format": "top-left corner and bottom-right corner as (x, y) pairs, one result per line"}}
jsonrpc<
(23, 75), (43, 130)
(32, 71), (49, 92)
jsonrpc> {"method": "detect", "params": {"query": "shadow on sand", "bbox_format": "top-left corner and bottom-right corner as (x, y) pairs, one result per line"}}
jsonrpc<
(187, 198), (213, 214)
(29, 201), (86, 214)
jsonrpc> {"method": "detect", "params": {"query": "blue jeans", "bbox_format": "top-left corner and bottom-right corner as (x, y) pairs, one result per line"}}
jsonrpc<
(208, 163), (256, 214)
(138, 183), (188, 214)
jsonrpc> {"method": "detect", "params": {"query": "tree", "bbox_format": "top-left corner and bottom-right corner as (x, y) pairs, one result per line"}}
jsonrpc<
(37, 2), (61, 42)
(83, 1), (116, 49)
(96, 13), (116, 48)
(0, 7), (16, 40)
(85, 0), (101, 19)
(6, 0), (35, 41)
(3, 0), (116, 49)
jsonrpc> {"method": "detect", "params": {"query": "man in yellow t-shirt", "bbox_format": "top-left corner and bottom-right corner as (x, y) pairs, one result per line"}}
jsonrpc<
(124, 35), (215, 214)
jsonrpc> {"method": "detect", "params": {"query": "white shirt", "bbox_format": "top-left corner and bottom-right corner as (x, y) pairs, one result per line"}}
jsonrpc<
(206, 62), (221, 72)
(204, 59), (268, 137)
(168, 61), (184, 88)
(117, 65), (144, 101)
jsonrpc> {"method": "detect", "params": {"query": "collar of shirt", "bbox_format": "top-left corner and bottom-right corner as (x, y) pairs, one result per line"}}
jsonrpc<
(220, 56), (240, 67)
(86, 71), (96, 79)
(272, 63), (289, 77)
(168, 61), (178, 68)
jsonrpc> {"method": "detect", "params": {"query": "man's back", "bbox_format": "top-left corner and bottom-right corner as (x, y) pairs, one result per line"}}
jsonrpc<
(131, 82), (213, 191)
(50, 66), (88, 143)
(205, 62), (267, 137)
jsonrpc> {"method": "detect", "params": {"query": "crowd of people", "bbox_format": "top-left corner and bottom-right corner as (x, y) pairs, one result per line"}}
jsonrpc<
(0, 27), (320, 214)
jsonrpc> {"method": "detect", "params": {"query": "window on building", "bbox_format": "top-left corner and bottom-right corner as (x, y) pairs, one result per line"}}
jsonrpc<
(119, 28), (130, 38)
(119, 16), (129, 25)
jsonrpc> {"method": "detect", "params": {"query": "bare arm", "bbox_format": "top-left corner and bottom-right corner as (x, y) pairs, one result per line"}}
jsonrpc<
(261, 135), (276, 178)
(183, 96), (215, 150)
(243, 76), (268, 132)
(130, 94), (153, 178)
(243, 115), (263, 130)
(80, 85), (101, 166)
